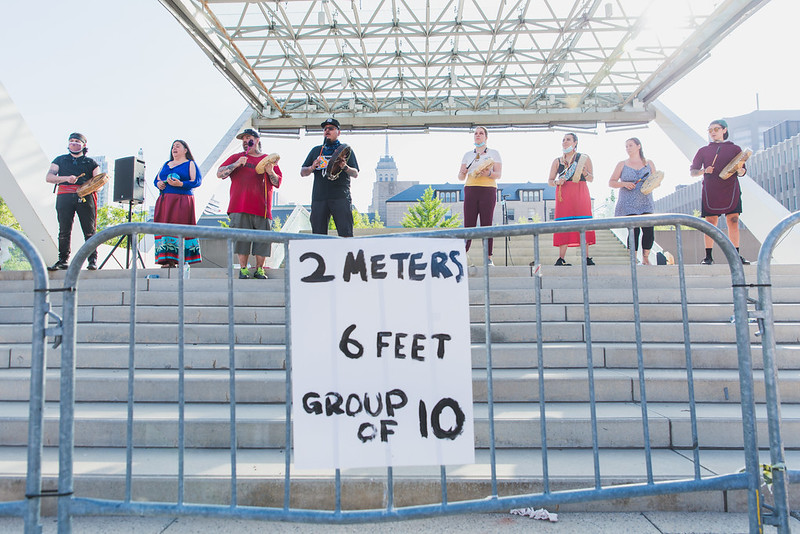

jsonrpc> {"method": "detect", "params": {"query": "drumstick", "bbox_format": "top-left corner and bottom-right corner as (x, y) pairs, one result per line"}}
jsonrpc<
(708, 146), (721, 171)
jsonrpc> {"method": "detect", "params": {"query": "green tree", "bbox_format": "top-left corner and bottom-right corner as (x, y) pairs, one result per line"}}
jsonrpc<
(327, 210), (385, 231)
(401, 186), (462, 228)
(0, 196), (31, 270)
(96, 204), (146, 247)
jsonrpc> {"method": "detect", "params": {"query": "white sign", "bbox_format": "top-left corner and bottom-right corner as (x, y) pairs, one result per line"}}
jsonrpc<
(289, 237), (475, 469)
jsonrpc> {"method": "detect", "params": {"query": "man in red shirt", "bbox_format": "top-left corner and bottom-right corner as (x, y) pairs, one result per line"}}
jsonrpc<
(217, 128), (282, 279)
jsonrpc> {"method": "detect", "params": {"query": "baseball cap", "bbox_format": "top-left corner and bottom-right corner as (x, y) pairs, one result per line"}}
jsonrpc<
(236, 128), (260, 139)
(320, 118), (340, 129)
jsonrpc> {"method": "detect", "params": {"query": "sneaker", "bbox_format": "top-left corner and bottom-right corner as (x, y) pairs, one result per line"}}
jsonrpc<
(585, 257), (595, 266)
(87, 261), (97, 271)
(254, 267), (268, 279)
(239, 267), (251, 279)
(554, 257), (571, 266)
(700, 258), (714, 265)
(486, 259), (495, 267)
(48, 260), (68, 271)
(740, 256), (751, 265)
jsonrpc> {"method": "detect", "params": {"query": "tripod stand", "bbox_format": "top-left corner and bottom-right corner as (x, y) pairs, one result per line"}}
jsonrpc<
(501, 195), (513, 266)
(98, 200), (145, 270)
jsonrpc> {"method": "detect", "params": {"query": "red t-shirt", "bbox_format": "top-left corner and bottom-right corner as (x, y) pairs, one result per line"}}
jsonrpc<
(221, 152), (282, 218)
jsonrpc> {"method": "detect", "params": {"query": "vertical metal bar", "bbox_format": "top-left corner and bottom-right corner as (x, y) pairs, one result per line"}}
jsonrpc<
(580, 231), (601, 489)
(57, 273), (78, 534)
(482, 238), (498, 497)
(757, 263), (790, 533)
(335, 469), (342, 513)
(440, 466), (448, 505)
(177, 239), (185, 505)
(283, 240), (293, 511)
(628, 228), (653, 484)
(125, 233), (139, 502)
(227, 239), (238, 508)
(533, 234), (549, 494)
(386, 466), (394, 511)
(22, 232), (49, 534)
(675, 226), (701, 479)
(755, 213), (800, 534)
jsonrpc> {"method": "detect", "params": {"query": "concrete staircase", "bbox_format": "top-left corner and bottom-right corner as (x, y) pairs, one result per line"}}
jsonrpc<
(1, 260), (799, 513)
(466, 228), (633, 266)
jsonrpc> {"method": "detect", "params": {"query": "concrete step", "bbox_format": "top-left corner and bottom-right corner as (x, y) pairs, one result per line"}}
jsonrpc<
(2, 400), (798, 449)
(12, 300), (796, 326)
(5, 446), (793, 512)
(8, 318), (790, 345)
(5, 342), (800, 372)
(470, 321), (799, 344)
(7, 367), (794, 405)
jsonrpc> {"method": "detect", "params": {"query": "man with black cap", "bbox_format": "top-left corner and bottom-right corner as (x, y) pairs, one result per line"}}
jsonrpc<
(45, 132), (103, 271)
(217, 127), (282, 279)
(301, 118), (359, 237)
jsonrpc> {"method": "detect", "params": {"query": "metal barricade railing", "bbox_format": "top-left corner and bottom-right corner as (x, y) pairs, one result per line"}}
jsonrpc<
(0, 225), (56, 534)
(49, 215), (762, 533)
(755, 210), (800, 533)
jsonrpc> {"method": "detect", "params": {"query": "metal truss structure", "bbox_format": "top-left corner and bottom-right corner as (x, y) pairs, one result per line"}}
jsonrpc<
(159, 0), (770, 133)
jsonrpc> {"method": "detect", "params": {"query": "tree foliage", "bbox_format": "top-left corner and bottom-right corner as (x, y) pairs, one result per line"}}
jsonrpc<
(96, 204), (146, 247)
(0, 197), (30, 270)
(328, 210), (385, 230)
(401, 186), (462, 228)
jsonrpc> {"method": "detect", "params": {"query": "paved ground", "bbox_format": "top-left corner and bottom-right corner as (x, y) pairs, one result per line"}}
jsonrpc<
(2, 512), (797, 533)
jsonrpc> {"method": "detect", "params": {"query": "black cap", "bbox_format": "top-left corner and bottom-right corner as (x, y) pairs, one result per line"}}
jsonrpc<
(236, 128), (260, 139)
(321, 118), (340, 129)
(68, 132), (87, 144)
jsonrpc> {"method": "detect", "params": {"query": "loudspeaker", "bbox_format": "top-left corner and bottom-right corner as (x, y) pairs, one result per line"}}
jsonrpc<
(113, 156), (146, 204)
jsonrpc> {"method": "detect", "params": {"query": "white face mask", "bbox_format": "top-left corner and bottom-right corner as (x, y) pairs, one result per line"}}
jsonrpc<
(562, 145), (574, 154)
(474, 141), (486, 148)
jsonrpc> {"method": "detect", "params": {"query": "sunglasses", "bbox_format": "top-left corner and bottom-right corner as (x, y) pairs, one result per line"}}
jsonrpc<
(708, 126), (723, 133)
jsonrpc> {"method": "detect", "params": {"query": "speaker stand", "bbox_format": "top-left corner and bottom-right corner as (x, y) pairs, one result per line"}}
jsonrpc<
(98, 201), (145, 270)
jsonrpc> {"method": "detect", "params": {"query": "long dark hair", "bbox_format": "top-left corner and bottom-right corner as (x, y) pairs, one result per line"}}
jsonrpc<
(169, 139), (195, 161)
(627, 137), (646, 165)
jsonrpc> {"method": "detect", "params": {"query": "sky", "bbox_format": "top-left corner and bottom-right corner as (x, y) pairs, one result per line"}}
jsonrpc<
(1, 0), (799, 217)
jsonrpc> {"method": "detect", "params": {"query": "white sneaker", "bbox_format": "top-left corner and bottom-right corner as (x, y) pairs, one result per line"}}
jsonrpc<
(487, 259), (495, 267)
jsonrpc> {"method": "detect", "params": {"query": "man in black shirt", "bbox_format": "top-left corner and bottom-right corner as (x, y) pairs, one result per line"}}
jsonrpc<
(45, 133), (102, 270)
(300, 118), (359, 236)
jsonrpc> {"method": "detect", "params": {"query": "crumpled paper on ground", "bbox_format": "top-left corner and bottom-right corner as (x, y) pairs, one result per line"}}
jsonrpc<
(510, 507), (558, 522)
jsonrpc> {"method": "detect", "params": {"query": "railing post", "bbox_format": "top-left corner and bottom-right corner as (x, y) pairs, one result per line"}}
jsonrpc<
(755, 212), (800, 533)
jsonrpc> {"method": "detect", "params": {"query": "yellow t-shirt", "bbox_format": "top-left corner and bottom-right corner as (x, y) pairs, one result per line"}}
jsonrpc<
(462, 148), (501, 188)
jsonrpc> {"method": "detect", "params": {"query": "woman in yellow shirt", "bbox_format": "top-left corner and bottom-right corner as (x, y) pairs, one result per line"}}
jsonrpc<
(458, 126), (503, 266)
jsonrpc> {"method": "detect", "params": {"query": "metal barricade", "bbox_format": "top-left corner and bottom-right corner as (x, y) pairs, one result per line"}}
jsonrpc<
(51, 215), (763, 533)
(755, 210), (800, 533)
(0, 225), (55, 534)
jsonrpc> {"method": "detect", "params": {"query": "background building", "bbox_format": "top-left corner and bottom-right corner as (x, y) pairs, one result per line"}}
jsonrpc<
(93, 156), (110, 208)
(368, 135), (418, 223)
(385, 182), (556, 228)
(748, 122), (800, 212)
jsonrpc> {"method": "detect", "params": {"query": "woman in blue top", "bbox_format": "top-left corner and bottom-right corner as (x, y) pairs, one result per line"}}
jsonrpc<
(153, 140), (203, 267)
(609, 138), (657, 264)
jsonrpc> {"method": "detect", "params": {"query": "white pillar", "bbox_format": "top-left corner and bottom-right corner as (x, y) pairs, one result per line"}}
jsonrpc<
(652, 100), (800, 264)
(0, 81), (58, 262)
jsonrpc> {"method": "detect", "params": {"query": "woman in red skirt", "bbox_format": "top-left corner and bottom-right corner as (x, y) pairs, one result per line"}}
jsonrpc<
(153, 140), (203, 267)
(548, 133), (596, 266)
